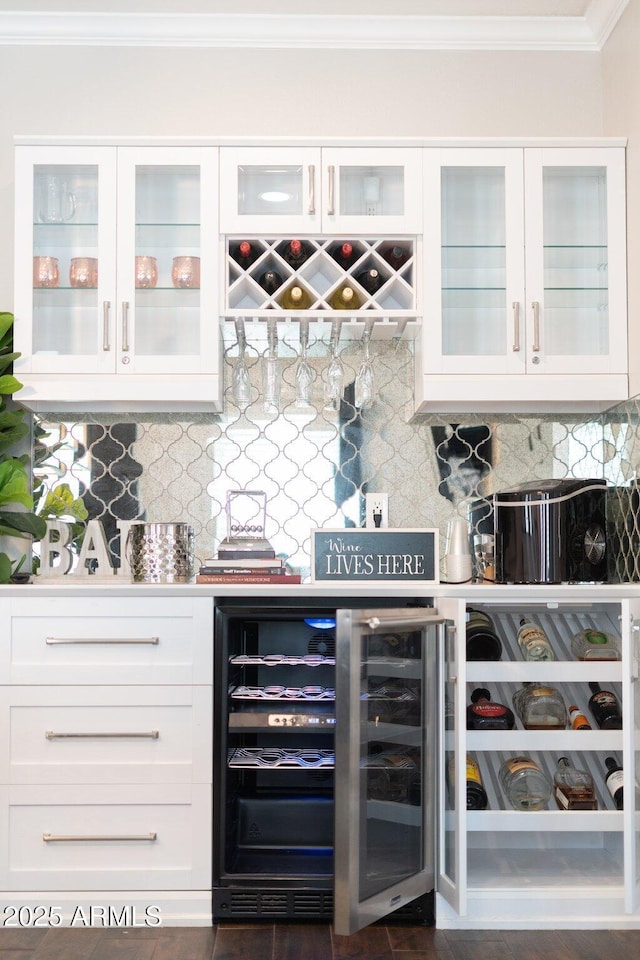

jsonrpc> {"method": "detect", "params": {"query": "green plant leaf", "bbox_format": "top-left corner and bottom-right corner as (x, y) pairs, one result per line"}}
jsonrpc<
(0, 552), (12, 584)
(39, 483), (89, 522)
(0, 374), (22, 396)
(0, 459), (33, 509)
(0, 312), (14, 343)
(0, 509), (47, 539)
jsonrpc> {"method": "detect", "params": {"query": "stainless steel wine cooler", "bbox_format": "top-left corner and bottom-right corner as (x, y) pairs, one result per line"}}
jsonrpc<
(213, 597), (448, 936)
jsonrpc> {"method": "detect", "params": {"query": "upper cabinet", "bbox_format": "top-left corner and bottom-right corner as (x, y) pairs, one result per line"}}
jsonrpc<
(14, 145), (221, 412)
(219, 147), (423, 235)
(417, 146), (628, 413)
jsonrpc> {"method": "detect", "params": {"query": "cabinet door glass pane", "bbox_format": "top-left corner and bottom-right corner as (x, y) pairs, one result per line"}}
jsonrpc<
(237, 164), (304, 216)
(441, 168), (506, 356)
(338, 165), (404, 217)
(32, 164), (99, 356)
(135, 165), (200, 357)
(543, 167), (608, 357)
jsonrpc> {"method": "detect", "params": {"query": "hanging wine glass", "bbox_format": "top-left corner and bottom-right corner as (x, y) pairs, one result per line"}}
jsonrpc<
(324, 319), (345, 412)
(354, 319), (375, 410)
(295, 318), (314, 408)
(231, 318), (251, 411)
(263, 317), (281, 415)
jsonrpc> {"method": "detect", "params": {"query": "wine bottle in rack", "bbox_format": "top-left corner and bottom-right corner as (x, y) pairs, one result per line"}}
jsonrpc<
(232, 240), (259, 269)
(280, 284), (312, 310)
(283, 238), (310, 268)
(604, 755), (623, 809)
(553, 756), (598, 810)
(465, 609), (502, 661)
(517, 617), (555, 661)
(333, 242), (357, 269)
(356, 267), (384, 295)
(329, 286), (362, 311)
(568, 704), (592, 730)
(384, 244), (410, 270)
(588, 682), (622, 730)
(466, 687), (515, 730)
(499, 756), (552, 811)
(257, 270), (284, 295)
(465, 756), (488, 810)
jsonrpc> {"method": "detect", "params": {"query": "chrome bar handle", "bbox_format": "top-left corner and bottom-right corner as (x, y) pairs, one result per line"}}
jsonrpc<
(512, 301), (521, 352)
(532, 300), (541, 352)
(327, 165), (335, 216)
(102, 301), (111, 352)
(43, 833), (157, 843)
(46, 730), (159, 740)
(308, 164), (316, 216)
(121, 301), (130, 352)
(45, 636), (159, 645)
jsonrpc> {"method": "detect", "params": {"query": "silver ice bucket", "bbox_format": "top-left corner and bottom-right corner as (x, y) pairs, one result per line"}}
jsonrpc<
(127, 522), (195, 584)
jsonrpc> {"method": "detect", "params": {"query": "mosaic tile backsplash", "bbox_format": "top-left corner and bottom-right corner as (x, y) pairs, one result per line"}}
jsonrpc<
(32, 329), (640, 581)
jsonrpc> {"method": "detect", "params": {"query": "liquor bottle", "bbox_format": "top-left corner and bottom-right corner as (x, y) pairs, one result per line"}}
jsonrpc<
(465, 608), (502, 661)
(385, 244), (410, 270)
(568, 704), (592, 730)
(329, 286), (362, 311)
(356, 267), (384, 295)
(512, 682), (567, 730)
(588, 682), (622, 729)
(553, 756), (598, 810)
(571, 628), (621, 661)
(280, 285), (312, 310)
(333, 242), (357, 269)
(465, 756), (488, 810)
(499, 756), (552, 811)
(604, 755), (623, 809)
(517, 617), (555, 661)
(257, 269), (283, 295)
(283, 238), (310, 268)
(467, 688), (515, 730)
(232, 240), (259, 269)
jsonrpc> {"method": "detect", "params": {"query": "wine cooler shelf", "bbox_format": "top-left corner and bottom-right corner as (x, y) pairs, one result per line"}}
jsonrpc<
(225, 237), (416, 316)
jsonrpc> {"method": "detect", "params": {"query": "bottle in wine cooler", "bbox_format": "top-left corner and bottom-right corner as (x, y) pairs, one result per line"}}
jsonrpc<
(466, 687), (515, 730)
(280, 284), (312, 310)
(356, 267), (384, 295)
(499, 756), (552, 811)
(571, 628), (621, 661)
(385, 244), (410, 270)
(517, 617), (555, 661)
(283, 238), (310, 268)
(233, 240), (259, 269)
(257, 270), (283, 295)
(512, 682), (567, 730)
(588, 682), (622, 730)
(329, 286), (362, 311)
(465, 608), (502, 661)
(465, 756), (488, 810)
(333, 242), (357, 270)
(553, 756), (598, 810)
(568, 704), (592, 730)
(604, 755), (623, 809)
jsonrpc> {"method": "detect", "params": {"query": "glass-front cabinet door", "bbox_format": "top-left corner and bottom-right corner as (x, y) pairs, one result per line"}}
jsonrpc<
(333, 603), (456, 936)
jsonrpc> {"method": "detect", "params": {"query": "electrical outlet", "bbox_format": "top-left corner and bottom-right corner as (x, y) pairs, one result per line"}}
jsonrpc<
(365, 493), (389, 529)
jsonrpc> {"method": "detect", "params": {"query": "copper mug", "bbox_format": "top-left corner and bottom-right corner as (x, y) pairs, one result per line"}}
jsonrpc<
(69, 257), (98, 288)
(33, 256), (59, 288)
(135, 255), (158, 289)
(172, 255), (200, 289)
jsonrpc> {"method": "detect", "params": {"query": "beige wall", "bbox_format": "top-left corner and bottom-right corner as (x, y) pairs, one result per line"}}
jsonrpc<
(0, 44), (604, 309)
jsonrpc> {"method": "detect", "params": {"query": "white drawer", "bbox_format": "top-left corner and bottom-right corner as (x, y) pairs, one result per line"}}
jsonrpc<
(0, 783), (211, 891)
(0, 686), (212, 785)
(0, 597), (213, 684)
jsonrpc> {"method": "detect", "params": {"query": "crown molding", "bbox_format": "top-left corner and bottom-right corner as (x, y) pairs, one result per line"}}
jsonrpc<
(0, 3), (629, 51)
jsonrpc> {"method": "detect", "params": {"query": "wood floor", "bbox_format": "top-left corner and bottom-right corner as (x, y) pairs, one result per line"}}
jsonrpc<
(0, 924), (639, 960)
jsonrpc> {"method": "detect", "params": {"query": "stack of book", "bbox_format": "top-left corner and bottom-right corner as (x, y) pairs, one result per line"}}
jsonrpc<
(196, 544), (301, 584)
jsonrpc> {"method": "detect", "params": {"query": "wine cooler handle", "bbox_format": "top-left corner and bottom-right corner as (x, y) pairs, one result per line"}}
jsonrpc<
(102, 301), (111, 352)
(122, 301), (130, 352)
(45, 730), (159, 740)
(327, 165), (335, 217)
(43, 833), (157, 843)
(512, 301), (520, 352)
(532, 300), (541, 352)
(308, 164), (316, 216)
(45, 636), (159, 645)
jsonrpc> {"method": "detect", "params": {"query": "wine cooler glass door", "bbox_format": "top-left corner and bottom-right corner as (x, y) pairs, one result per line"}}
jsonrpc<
(333, 605), (444, 937)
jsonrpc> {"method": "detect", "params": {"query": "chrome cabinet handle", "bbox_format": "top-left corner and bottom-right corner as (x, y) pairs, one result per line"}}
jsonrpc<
(102, 301), (111, 351)
(327, 165), (335, 216)
(121, 301), (130, 352)
(308, 164), (316, 215)
(532, 300), (541, 352)
(45, 637), (159, 645)
(45, 730), (159, 740)
(43, 833), (157, 843)
(512, 301), (520, 352)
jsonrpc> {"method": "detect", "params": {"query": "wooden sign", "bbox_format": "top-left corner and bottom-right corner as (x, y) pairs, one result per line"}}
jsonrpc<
(311, 528), (439, 583)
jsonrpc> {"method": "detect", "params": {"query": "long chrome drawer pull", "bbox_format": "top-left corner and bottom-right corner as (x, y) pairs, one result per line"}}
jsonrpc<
(102, 301), (111, 351)
(512, 301), (521, 352)
(45, 730), (159, 740)
(45, 637), (159, 645)
(532, 300), (541, 352)
(43, 833), (157, 843)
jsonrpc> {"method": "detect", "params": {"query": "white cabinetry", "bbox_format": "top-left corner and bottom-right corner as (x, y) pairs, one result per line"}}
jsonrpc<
(14, 145), (221, 413)
(0, 596), (213, 925)
(418, 146), (628, 412)
(437, 597), (639, 929)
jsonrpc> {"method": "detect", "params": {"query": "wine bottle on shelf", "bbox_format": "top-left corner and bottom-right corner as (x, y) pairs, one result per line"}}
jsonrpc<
(512, 682), (567, 730)
(465, 608), (502, 661)
(571, 628), (621, 661)
(329, 286), (362, 311)
(568, 704), (592, 730)
(499, 756), (552, 811)
(232, 240), (259, 269)
(280, 284), (312, 310)
(588, 682), (622, 730)
(467, 688), (515, 730)
(257, 269), (284, 295)
(356, 267), (384, 295)
(604, 756), (623, 810)
(553, 756), (598, 811)
(517, 617), (555, 661)
(283, 238), (310, 268)
(333, 242), (357, 269)
(384, 244), (410, 270)
(465, 756), (488, 810)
